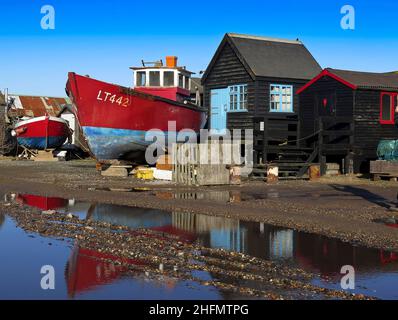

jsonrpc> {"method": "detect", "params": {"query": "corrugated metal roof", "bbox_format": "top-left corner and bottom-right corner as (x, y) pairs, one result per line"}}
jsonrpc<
(7, 95), (70, 118)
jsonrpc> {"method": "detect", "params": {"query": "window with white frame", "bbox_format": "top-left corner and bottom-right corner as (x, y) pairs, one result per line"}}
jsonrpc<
(163, 71), (175, 86)
(149, 71), (160, 86)
(270, 84), (293, 112)
(229, 84), (248, 111)
(136, 71), (146, 86)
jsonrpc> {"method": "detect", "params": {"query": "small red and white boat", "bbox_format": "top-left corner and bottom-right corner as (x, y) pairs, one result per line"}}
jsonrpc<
(66, 56), (207, 161)
(13, 116), (70, 150)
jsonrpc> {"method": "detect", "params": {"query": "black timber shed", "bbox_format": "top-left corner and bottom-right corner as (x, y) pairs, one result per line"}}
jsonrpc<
(201, 33), (321, 164)
(298, 68), (398, 173)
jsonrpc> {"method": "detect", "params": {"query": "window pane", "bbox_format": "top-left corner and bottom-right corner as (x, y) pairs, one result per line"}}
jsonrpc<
(136, 72), (146, 86)
(382, 94), (392, 121)
(185, 76), (190, 90)
(178, 74), (184, 87)
(270, 84), (293, 112)
(164, 71), (174, 86)
(271, 85), (279, 93)
(149, 71), (160, 86)
(228, 84), (248, 111)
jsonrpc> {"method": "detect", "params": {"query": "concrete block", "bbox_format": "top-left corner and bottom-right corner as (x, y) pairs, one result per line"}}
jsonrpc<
(101, 166), (129, 177)
(34, 150), (58, 162)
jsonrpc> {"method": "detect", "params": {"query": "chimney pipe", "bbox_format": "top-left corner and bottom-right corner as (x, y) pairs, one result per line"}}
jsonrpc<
(166, 56), (178, 68)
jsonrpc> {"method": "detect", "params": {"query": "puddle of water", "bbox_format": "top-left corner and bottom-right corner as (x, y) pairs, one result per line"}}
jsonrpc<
(373, 217), (398, 229)
(2, 193), (398, 299)
(0, 214), (222, 300)
(89, 187), (152, 193)
(155, 190), (369, 203)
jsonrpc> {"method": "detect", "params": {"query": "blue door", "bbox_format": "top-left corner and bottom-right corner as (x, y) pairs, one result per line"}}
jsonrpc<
(210, 88), (229, 134)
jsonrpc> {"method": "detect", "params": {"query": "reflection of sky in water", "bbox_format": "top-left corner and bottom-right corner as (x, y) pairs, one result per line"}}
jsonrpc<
(0, 216), (221, 300)
(2, 194), (398, 299)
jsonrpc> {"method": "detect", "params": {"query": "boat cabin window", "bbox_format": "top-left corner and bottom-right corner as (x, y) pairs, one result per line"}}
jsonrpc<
(134, 69), (191, 89)
(164, 71), (175, 87)
(149, 71), (160, 86)
(136, 71), (146, 86)
(178, 74), (184, 88)
(185, 76), (190, 90)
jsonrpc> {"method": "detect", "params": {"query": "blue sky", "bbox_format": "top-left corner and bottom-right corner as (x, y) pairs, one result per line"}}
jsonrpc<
(1, 0), (397, 96)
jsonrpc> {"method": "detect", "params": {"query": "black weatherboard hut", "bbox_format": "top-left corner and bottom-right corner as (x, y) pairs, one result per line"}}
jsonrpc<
(201, 33), (321, 169)
(297, 68), (398, 174)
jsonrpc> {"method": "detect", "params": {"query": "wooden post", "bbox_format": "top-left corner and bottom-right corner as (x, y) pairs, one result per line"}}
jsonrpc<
(263, 116), (268, 164)
(348, 122), (355, 174)
(318, 118), (325, 176)
(344, 152), (354, 175)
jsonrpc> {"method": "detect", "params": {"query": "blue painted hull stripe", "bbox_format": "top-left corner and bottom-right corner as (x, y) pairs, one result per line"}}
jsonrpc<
(17, 136), (67, 150)
(82, 126), (197, 160)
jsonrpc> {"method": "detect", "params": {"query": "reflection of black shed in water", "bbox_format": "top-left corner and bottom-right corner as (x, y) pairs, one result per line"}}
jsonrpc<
(298, 68), (398, 173)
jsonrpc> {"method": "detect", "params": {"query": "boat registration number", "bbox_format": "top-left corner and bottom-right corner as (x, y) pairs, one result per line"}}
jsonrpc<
(97, 90), (130, 107)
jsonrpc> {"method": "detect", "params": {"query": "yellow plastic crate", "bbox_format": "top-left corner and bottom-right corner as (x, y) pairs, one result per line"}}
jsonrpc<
(135, 169), (154, 180)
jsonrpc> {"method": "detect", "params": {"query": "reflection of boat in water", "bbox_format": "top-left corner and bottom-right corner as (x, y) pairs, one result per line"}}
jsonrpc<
(294, 232), (398, 278)
(16, 194), (68, 210)
(65, 245), (146, 298)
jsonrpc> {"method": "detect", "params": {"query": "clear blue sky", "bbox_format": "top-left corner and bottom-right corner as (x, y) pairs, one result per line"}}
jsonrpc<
(1, 0), (397, 96)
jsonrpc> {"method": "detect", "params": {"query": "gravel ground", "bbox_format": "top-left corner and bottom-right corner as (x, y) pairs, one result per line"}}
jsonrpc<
(0, 159), (398, 252)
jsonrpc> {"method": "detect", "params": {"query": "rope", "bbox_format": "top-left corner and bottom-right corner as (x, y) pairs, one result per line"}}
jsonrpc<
(277, 130), (322, 146)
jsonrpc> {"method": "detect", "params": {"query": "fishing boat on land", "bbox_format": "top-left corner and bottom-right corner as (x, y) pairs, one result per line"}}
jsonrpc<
(12, 116), (70, 150)
(66, 56), (207, 161)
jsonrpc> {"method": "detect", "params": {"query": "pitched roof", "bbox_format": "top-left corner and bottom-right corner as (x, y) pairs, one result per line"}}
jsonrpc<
(202, 33), (322, 82)
(326, 68), (398, 90)
(297, 68), (398, 94)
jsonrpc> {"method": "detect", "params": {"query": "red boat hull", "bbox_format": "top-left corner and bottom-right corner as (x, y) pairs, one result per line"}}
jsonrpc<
(66, 73), (206, 161)
(14, 116), (69, 150)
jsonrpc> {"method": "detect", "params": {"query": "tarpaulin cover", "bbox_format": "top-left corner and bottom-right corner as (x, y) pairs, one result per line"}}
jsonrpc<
(377, 140), (398, 161)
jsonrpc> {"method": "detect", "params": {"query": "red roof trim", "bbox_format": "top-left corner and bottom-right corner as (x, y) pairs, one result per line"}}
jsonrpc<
(297, 69), (357, 94)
